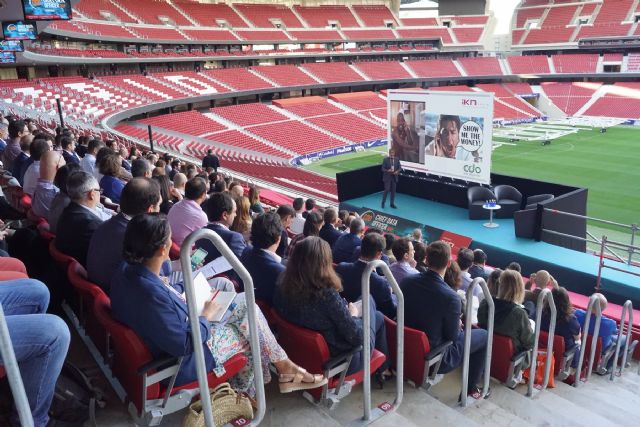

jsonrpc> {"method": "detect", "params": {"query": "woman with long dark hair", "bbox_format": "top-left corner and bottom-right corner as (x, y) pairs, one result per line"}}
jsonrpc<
(286, 210), (323, 258)
(110, 213), (327, 395)
(274, 236), (390, 379)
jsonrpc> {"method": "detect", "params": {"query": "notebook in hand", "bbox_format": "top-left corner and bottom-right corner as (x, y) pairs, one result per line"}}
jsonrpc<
(190, 272), (236, 322)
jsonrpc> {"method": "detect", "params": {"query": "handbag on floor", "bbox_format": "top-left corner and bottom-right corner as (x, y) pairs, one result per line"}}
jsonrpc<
(182, 383), (254, 427)
(523, 350), (555, 388)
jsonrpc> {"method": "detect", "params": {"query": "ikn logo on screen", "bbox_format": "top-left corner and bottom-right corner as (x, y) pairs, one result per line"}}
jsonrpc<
(461, 99), (477, 106)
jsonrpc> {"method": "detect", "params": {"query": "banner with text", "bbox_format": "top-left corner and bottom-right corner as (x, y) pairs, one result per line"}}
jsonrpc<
(387, 90), (494, 185)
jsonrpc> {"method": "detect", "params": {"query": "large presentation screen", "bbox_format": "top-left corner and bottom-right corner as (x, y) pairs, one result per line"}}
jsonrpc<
(22, 0), (72, 20)
(387, 90), (494, 185)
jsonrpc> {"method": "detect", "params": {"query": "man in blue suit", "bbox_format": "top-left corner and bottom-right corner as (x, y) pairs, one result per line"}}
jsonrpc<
(401, 241), (489, 400)
(241, 212), (285, 305)
(381, 148), (402, 209)
(319, 208), (343, 248)
(196, 192), (246, 264)
(335, 233), (397, 319)
(332, 217), (364, 264)
(87, 178), (161, 293)
(61, 135), (80, 165)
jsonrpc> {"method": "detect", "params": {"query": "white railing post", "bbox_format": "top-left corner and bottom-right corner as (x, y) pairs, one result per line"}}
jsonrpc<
(574, 294), (602, 388)
(610, 300), (633, 380)
(527, 288), (556, 396)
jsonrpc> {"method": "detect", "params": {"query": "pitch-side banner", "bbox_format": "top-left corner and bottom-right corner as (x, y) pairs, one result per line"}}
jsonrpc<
(387, 90), (494, 185)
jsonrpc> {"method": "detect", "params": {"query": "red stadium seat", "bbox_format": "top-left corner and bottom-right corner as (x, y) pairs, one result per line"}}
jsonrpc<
(49, 239), (77, 271)
(93, 293), (247, 424)
(19, 194), (32, 213)
(538, 330), (577, 380)
(169, 240), (181, 261)
(36, 221), (55, 243)
(490, 334), (530, 388)
(384, 316), (452, 390)
(0, 257), (27, 275)
(270, 308), (385, 406)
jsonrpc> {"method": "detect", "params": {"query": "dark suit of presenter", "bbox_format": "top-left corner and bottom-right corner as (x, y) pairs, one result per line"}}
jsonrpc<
(381, 154), (401, 208)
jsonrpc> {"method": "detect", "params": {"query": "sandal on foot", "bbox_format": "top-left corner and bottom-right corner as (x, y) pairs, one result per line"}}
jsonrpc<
(278, 367), (327, 393)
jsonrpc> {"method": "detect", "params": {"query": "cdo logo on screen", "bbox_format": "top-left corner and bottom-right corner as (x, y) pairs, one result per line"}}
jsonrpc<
(463, 164), (481, 174)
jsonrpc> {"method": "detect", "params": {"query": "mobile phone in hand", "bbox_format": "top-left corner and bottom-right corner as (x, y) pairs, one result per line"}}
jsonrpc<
(190, 248), (208, 269)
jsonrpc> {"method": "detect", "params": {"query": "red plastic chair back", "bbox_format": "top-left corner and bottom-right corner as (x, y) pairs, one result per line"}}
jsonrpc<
(37, 221), (56, 243)
(26, 209), (43, 225)
(491, 334), (516, 383)
(539, 330), (565, 376)
(384, 316), (430, 386)
(49, 239), (76, 271)
(582, 335), (603, 371)
(169, 240), (181, 260)
(19, 194), (32, 212)
(256, 299), (274, 328)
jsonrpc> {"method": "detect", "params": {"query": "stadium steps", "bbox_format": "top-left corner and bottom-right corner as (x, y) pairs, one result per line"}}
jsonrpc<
(547, 56), (556, 74)
(390, 27), (401, 39)
(348, 64), (371, 81)
(574, 84), (609, 116)
(452, 59), (468, 77)
(174, 27), (192, 41)
(247, 69), (281, 88)
(145, 75), (192, 97)
(166, 0), (199, 26)
(110, 0), (143, 24)
(347, 4), (367, 27)
(272, 105), (357, 146)
(203, 111), (299, 157)
(499, 58), (511, 75)
(289, 7), (310, 28)
(297, 66), (325, 84)
(531, 85), (566, 119)
(596, 55), (605, 73)
(326, 99), (386, 127)
(229, 3), (255, 28)
(628, 20), (639, 36)
(400, 61), (418, 78)
(197, 73), (235, 92)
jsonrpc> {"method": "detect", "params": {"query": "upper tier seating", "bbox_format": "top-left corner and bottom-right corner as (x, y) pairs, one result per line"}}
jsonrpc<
(448, 15), (489, 25)
(180, 29), (239, 42)
(396, 28), (453, 43)
(353, 61), (412, 80)
(523, 4), (579, 44)
(75, 0), (135, 22)
(203, 130), (292, 158)
(203, 68), (275, 91)
(575, 0), (634, 40)
(405, 59), (461, 78)
(625, 53), (640, 71)
(341, 29), (396, 40)
(507, 55), (551, 74)
(274, 97), (344, 118)
(172, 1), (247, 27)
(288, 30), (343, 41)
(541, 81), (602, 116)
(234, 3), (304, 27)
(112, 0), (192, 25)
(249, 65), (319, 87)
(306, 113), (385, 143)
(299, 62), (366, 84)
(452, 27), (484, 43)
(552, 54), (599, 73)
(293, 5), (359, 27)
(458, 57), (503, 76)
(352, 5), (398, 26)
(236, 30), (290, 41)
(328, 92), (386, 111)
(129, 27), (186, 41)
(100, 75), (188, 101)
(211, 103), (290, 127)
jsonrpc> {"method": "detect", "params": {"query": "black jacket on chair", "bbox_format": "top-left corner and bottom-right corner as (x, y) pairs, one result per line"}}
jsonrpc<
(55, 201), (103, 267)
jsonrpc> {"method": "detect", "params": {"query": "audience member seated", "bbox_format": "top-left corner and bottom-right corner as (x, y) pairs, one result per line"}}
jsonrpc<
(458, 248), (483, 300)
(335, 233), (397, 319)
(487, 268), (503, 296)
(401, 241), (488, 399)
(274, 236), (390, 379)
(275, 204), (294, 259)
(248, 184), (264, 215)
(131, 157), (153, 178)
(478, 270), (535, 371)
(469, 249), (490, 281)
(111, 213), (326, 394)
(302, 198), (315, 219)
(99, 152), (126, 204)
(240, 212), (285, 305)
(333, 217), (364, 263)
(319, 207), (343, 247)
(196, 191), (246, 264)
(3, 119), (27, 172)
(153, 175), (175, 215)
(541, 286), (581, 369)
(167, 177), (208, 246)
(350, 229), (391, 265)
(11, 134), (32, 185)
(445, 261), (479, 325)
(47, 163), (80, 233)
(61, 135), (80, 165)
(231, 196), (252, 244)
(0, 278), (70, 427)
(384, 233), (396, 264)
(389, 237), (419, 284)
(286, 210), (323, 258)
(55, 171), (106, 266)
(289, 197), (305, 235)
(173, 172), (187, 198)
(79, 138), (104, 175)
(506, 262), (521, 273)
(87, 178), (161, 293)
(575, 293), (619, 368)
(228, 181), (243, 200)
(413, 241), (428, 273)
(31, 150), (65, 219)
(22, 139), (51, 196)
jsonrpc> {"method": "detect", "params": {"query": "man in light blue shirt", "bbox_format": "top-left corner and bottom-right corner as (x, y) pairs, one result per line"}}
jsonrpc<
(389, 237), (419, 284)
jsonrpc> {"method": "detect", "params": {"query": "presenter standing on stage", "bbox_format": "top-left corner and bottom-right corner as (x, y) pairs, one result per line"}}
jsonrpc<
(381, 149), (401, 209)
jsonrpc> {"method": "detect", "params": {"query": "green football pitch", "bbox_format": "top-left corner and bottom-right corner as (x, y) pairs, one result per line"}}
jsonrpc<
(302, 126), (640, 250)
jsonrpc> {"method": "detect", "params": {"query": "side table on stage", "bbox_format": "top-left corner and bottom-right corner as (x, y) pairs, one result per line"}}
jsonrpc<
(482, 203), (501, 228)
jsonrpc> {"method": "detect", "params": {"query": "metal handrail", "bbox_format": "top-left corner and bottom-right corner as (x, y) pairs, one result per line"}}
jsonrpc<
(527, 288), (556, 396)
(358, 259), (404, 424)
(0, 303), (34, 427)
(610, 300), (634, 380)
(180, 229), (265, 427)
(461, 278), (493, 408)
(574, 294), (602, 388)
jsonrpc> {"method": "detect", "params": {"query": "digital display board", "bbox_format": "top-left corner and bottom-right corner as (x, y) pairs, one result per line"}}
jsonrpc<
(0, 41), (24, 52)
(0, 52), (16, 64)
(22, 0), (72, 21)
(2, 21), (38, 41)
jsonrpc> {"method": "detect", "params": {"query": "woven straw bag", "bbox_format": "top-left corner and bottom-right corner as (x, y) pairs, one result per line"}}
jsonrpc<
(182, 383), (254, 427)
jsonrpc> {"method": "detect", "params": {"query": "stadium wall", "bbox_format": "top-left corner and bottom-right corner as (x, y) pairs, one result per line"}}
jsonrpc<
(438, 0), (487, 16)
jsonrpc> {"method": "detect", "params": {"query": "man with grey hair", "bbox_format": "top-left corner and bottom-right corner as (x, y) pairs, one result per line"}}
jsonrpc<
(332, 217), (365, 263)
(55, 171), (106, 266)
